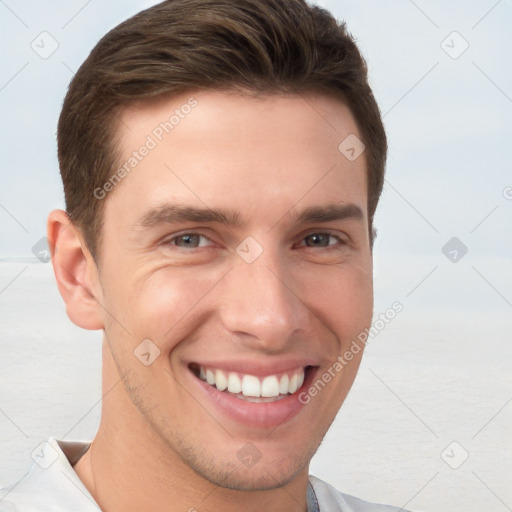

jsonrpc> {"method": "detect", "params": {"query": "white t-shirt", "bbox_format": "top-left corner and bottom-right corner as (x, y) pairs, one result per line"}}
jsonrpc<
(0, 438), (411, 512)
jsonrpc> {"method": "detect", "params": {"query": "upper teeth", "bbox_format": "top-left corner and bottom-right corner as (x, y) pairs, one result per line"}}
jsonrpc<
(198, 366), (305, 398)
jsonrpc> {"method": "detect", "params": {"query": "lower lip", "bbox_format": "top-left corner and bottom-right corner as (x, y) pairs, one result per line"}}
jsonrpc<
(190, 367), (316, 429)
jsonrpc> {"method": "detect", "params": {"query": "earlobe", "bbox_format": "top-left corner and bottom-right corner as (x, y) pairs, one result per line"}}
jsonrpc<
(47, 209), (104, 331)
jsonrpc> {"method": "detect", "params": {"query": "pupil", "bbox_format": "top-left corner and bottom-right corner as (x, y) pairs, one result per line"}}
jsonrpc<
(308, 234), (327, 247)
(178, 234), (197, 247)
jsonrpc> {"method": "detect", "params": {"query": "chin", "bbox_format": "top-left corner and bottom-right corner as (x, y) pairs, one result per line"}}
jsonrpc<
(196, 459), (308, 492)
(171, 433), (312, 492)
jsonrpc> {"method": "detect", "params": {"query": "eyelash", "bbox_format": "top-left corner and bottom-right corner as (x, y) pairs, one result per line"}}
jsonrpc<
(164, 230), (347, 251)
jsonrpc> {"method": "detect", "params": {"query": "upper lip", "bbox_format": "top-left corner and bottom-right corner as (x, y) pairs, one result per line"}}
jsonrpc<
(188, 358), (318, 377)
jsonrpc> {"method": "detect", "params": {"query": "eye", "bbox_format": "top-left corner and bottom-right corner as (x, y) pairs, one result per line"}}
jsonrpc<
(168, 233), (212, 249)
(300, 232), (344, 248)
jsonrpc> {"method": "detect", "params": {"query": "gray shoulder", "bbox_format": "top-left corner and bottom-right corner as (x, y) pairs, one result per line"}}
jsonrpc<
(308, 475), (414, 512)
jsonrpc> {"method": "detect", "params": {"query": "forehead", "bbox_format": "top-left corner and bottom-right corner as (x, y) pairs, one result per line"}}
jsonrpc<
(105, 89), (368, 226)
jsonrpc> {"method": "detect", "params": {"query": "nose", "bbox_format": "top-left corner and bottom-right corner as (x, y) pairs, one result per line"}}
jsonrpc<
(218, 247), (308, 352)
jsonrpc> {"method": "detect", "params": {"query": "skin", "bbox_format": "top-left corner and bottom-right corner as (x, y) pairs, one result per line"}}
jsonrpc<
(48, 89), (373, 512)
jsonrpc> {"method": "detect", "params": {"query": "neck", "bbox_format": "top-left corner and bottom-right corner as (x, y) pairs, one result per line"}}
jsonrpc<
(73, 340), (310, 512)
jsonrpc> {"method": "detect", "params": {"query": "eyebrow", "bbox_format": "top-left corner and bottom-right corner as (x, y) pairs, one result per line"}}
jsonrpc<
(136, 202), (364, 229)
(137, 205), (241, 228)
(294, 203), (364, 224)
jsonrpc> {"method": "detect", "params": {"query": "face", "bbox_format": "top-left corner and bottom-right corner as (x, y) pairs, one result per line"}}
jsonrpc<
(93, 90), (373, 490)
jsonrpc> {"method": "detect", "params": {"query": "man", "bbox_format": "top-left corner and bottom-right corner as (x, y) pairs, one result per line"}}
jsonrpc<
(1, 0), (411, 510)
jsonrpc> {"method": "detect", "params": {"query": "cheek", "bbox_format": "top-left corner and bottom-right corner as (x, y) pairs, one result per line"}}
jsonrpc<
(298, 261), (373, 342)
(342, 267), (374, 331)
(102, 265), (227, 350)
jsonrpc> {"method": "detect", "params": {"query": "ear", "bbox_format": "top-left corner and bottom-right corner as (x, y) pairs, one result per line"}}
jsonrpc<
(47, 209), (104, 330)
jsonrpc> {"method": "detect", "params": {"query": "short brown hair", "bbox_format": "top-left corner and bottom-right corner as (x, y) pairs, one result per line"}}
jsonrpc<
(58, 0), (387, 259)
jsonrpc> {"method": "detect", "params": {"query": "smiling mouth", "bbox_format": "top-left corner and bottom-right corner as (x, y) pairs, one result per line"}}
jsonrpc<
(189, 363), (312, 403)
